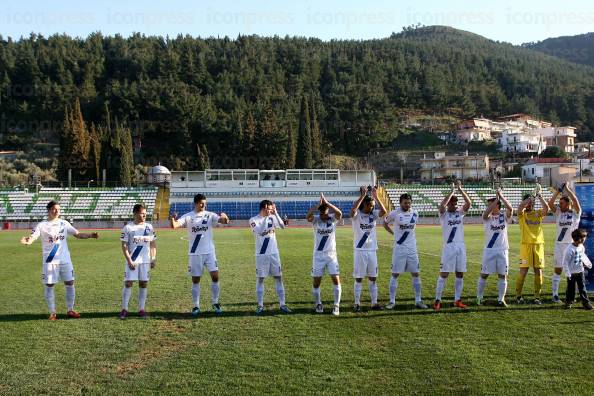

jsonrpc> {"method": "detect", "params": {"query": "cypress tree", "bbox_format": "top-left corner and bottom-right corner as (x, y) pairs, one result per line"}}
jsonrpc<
(296, 95), (313, 168)
(286, 121), (297, 168)
(118, 124), (134, 187)
(309, 93), (322, 163)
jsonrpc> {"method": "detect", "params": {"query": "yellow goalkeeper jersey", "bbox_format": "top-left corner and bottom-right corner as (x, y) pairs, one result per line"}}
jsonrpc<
(519, 209), (546, 244)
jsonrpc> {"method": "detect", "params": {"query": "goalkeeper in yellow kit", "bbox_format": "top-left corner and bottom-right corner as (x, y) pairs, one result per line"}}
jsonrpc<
(516, 190), (550, 304)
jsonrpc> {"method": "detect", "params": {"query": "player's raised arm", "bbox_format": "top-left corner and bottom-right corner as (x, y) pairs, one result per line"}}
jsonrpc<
(351, 186), (367, 218)
(306, 204), (319, 223)
(383, 212), (394, 235)
(218, 212), (230, 224)
(497, 189), (513, 220)
(270, 203), (285, 229)
(439, 186), (456, 214)
(536, 193), (549, 217)
(20, 225), (40, 245)
(547, 189), (560, 214)
(321, 193), (343, 221)
(457, 183), (472, 213)
(482, 197), (499, 221)
(517, 195), (531, 214)
(73, 231), (99, 240)
(372, 187), (387, 217)
(565, 184), (581, 215)
(170, 214), (183, 229)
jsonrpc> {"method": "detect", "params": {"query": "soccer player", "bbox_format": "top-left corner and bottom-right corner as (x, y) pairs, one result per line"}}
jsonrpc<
(250, 200), (291, 315)
(119, 204), (157, 319)
(306, 193), (343, 316)
(383, 193), (428, 310)
(20, 200), (99, 320)
(547, 184), (581, 303)
(434, 181), (472, 311)
(170, 194), (229, 316)
(562, 229), (593, 310)
(350, 186), (387, 312)
(516, 190), (549, 304)
(476, 189), (513, 307)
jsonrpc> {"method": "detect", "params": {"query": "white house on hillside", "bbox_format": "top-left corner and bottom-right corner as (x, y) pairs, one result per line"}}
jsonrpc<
(497, 129), (546, 154)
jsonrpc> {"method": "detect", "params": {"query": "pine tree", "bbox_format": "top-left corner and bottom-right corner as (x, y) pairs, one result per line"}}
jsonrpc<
(296, 95), (313, 168)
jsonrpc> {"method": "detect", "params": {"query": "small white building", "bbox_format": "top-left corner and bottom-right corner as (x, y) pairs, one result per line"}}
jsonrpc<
(521, 159), (578, 184)
(498, 129), (546, 154)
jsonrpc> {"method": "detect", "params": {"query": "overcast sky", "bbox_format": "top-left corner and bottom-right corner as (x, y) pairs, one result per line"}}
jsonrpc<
(2, 0), (593, 44)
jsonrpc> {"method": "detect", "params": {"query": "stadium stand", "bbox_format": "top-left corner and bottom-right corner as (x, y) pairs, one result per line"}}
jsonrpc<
(0, 187), (157, 221)
(168, 169), (374, 220)
(384, 184), (553, 216)
(170, 199), (357, 220)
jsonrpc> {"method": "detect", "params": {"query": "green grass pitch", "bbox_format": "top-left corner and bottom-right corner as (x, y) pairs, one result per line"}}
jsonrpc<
(1, 223), (593, 395)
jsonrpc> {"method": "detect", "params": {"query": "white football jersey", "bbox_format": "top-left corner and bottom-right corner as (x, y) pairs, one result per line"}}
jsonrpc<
(440, 210), (466, 245)
(483, 213), (510, 250)
(177, 211), (220, 255)
(312, 214), (338, 255)
(250, 214), (285, 256)
(562, 244), (592, 275)
(385, 208), (418, 250)
(120, 222), (156, 264)
(352, 209), (381, 251)
(555, 208), (581, 244)
(30, 219), (78, 264)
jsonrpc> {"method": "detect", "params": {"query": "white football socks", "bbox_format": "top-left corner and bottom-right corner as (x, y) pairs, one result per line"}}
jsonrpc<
(122, 286), (132, 310)
(412, 276), (422, 302)
(138, 287), (147, 311)
(552, 274), (561, 297)
(192, 283), (201, 307)
(275, 278), (286, 306)
(256, 278), (265, 306)
(435, 277), (446, 301)
(368, 280), (378, 305)
(454, 278), (464, 301)
(477, 278), (487, 300)
(45, 285), (56, 313)
(333, 284), (342, 306)
(211, 282), (220, 304)
(354, 281), (362, 305)
(65, 285), (75, 311)
(389, 276), (398, 304)
(497, 278), (508, 302)
(312, 287), (321, 305)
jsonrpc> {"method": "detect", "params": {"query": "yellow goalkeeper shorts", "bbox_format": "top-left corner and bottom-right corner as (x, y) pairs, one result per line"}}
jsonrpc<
(519, 243), (545, 269)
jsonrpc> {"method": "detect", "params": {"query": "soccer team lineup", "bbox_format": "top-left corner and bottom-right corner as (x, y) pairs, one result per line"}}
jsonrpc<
(19, 181), (593, 320)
